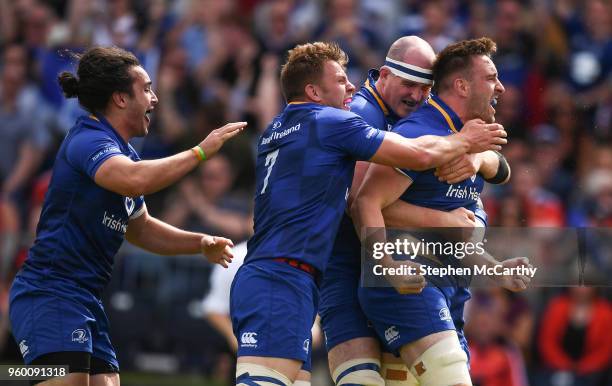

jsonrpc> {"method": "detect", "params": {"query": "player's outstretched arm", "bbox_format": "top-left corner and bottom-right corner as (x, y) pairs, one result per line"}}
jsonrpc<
(126, 205), (234, 267)
(435, 151), (511, 185)
(369, 119), (506, 171)
(94, 122), (246, 197)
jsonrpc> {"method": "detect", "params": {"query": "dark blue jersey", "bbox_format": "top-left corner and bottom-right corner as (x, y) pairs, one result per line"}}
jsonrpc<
(246, 102), (386, 272)
(350, 69), (400, 130)
(331, 70), (401, 256)
(18, 114), (145, 297)
(394, 94), (485, 216)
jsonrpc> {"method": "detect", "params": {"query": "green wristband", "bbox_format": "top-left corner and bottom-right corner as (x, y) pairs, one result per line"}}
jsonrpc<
(192, 145), (206, 162)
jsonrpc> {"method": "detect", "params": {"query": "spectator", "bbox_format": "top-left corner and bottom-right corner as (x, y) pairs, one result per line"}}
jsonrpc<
(161, 154), (252, 242)
(538, 287), (612, 386)
(0, 43), (52, 282)
(466, 290), (529, 386)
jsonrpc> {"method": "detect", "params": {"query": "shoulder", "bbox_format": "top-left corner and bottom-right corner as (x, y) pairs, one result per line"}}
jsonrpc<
(350, 95), (383, 125)
(393, 105), (445, 138)
(316, 106), (363, 125)
(67, 120), (115, 145)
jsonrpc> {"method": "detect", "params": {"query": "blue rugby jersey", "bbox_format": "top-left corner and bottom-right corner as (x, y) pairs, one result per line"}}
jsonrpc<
(350, 69), (400, 131)
(245, 102), (386, 272)
(17, 114), (145, 297)
(394, 94), (485, 216)
(331, 70), (401, 256)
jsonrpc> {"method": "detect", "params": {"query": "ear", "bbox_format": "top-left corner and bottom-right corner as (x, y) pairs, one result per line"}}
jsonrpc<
(304, 83), (322, 103)
(453, 77), (470, 98)
(379, 67), (392, 80)
(110, 91), (129, 109)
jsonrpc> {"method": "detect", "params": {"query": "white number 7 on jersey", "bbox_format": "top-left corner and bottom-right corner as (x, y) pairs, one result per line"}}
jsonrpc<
(261, 149), (279, 194)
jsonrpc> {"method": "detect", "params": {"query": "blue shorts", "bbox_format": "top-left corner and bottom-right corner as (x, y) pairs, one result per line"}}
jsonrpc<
(359, 284), (470, 357)
(230, 259), (318, 371)
(319, 214), (377, 351)
(9, 275), (119, 368)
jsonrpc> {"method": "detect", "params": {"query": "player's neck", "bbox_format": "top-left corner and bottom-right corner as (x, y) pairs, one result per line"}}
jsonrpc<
(289, 96), (315, 105)
(436, 93), (468, 123)
(374, 77), (384, 93)
(103, 113), (132, 143)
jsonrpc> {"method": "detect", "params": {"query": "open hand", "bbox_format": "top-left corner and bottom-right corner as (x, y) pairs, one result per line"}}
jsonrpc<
(201, 235), (234, 268)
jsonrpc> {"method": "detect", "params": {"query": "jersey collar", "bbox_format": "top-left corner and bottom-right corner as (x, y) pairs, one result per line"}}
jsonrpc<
(362, 69), (400, 123)
(427, 94), (463, 133)
(86, 113), (130, 149)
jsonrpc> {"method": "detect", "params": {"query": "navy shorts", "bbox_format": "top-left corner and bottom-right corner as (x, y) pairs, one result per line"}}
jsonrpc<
(319, 215), (377, 351)
(359, 284), (470, 357)
(9, 275), (119, 369)
(230, 259), (318, 371)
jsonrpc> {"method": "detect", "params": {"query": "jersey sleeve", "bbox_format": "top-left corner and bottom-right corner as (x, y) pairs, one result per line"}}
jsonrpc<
(350, 96), (386, 130)
(319, 109), (386, 161)
(391, 118), (432, 181)
(130, 198), (146, 219)
(65, 129), (124, 179)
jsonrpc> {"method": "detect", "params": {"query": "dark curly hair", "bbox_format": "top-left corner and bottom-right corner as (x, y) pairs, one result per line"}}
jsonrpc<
(58, 46), (140, 114)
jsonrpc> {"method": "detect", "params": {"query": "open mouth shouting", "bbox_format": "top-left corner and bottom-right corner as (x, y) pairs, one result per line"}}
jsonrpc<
(144, 107), (154, 123)
(343, 97), (352, 110)
(489, 96), (499, 114)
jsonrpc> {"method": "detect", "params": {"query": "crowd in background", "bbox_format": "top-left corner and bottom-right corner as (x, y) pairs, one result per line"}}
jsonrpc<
(0, 0), (610, 385)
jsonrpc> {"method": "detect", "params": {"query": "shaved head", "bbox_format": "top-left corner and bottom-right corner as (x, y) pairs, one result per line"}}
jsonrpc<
(376, 36), (435, 117)
(386, 36), (436, 70)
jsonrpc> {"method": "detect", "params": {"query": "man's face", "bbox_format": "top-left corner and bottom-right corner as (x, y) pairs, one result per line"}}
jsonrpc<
(465, 55), (505, 123)
(380, 69), (431, 117)
(2, 45), (27, 86)
(315, 60), (355, 110)
(126, 66), (158, 137)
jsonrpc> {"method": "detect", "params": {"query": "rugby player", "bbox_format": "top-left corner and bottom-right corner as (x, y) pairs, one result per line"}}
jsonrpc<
(319, 36), (511, 386)
(9, 47), (245, 386)
(352, 38), (530, 386)
(230, 41), (507, 386)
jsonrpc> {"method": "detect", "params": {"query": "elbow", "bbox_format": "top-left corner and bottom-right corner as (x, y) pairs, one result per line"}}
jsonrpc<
(123, 175), (148, 197)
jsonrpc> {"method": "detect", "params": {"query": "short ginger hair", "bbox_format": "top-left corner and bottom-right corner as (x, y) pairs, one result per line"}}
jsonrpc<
(280, 42), (348, 102)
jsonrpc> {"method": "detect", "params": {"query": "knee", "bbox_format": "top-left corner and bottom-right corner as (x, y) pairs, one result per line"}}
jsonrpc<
(380, 354), (418, 386)
(406, 336), (472, 386)
(332, 358), (384, 386)
(236, 363), (292, 386)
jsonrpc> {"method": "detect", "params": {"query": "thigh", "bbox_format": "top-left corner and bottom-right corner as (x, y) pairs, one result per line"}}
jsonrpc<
(30, 351), (90, 385)
(319, 250), (377, 352)
(359, 286), (456, 355)
(327, 337), (380, 375)
(36, 373), (89, 386)
(90, 372), (120, 386)
(231, 260), (318, 367)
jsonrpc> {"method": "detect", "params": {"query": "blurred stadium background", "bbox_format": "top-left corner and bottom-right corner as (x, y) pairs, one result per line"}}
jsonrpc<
(0, 0), (610, 385)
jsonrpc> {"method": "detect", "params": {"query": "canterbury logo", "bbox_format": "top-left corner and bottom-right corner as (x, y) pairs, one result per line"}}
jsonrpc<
(241, 332), (258, 345)
(384, 326), (399, 342)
